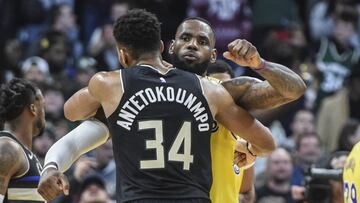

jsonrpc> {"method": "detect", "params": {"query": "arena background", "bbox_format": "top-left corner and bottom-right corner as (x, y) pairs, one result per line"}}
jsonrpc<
(0, 0), (359, 202)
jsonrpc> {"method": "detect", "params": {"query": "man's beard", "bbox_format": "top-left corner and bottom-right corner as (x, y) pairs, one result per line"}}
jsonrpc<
(35, 118), (45, 137)
(171, 54), (210, 76)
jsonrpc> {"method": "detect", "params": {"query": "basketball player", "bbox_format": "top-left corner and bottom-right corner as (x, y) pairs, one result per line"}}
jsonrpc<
(169, 18), (306, 203)
(343, 141), (360, 203)
(206, 60), (256, 203)
(0, 78), (46, 203)
(37, 9), (275, 202)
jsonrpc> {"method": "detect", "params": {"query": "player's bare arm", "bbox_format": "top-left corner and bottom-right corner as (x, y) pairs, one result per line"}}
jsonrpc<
(202, 78), (275, 156)
(64, 70), (123, 121)
(0, 139), (25, 196)
(222, 39), (306, 110)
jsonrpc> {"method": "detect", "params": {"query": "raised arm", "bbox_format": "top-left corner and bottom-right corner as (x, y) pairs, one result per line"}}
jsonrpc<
(0, 139), (24, 201)
(205, 80), (275, 156)
(222, 39), (306, 110)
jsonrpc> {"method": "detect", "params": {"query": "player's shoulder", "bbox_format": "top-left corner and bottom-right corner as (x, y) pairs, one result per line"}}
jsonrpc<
(89, 70), (120, 90)
(0, 136), (24, 173)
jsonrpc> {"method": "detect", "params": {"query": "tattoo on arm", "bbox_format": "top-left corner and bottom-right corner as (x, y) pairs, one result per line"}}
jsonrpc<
(223, 62), (306, 110)
(238, 81), (292, 110)
(256, 61), (306, 100)
(0, 141), (19, 194)
(222, 77), (262, 102)
(0, 140), (22, 194)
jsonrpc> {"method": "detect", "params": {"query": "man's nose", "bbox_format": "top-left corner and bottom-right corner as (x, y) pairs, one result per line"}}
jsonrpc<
(186, 39), (198, 50)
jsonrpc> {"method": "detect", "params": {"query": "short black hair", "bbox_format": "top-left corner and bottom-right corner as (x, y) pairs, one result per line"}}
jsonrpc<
(113, 9), (161, 59)
(0, 78), (39, 122)
(178, 17), (216, 42)
(207, 60), (235, 78)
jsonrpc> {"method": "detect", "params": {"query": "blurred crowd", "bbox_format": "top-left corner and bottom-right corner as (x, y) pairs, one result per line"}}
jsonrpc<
(1, 0), (360, 202)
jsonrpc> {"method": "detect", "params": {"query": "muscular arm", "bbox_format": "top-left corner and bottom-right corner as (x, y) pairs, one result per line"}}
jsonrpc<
(209, 81), (275, 156)
(0, 139), (23, 195)
(64, 87), (100, 121)
(222, 61), (306, 111)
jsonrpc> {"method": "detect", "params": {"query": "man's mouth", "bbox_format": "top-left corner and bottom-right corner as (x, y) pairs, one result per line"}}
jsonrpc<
(182, 52), (198, 61)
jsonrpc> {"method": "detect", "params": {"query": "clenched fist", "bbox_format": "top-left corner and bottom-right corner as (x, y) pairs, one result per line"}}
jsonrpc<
(37, 167), (69, 201)
(234, 138), (256, 169)
(223, 39), (263, 69)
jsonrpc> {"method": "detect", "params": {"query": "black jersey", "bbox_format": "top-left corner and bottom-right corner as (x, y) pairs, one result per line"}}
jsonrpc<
(0, 131), (44, 203)
(107, 65), (214, 203)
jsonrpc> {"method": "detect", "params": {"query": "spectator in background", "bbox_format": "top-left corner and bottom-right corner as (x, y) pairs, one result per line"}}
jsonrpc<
(38, 30), (71, 75)
(315, 5), (360, 108)
(92, 140), (116, 199)
(291, 132), (322, 201)
(49, 3), (83, 60)
(337, 119), (360, 151)
(187, 0), (252, 75)
(75, 57), (97, 88)
(22, 56), (51, 85)
(88, 1), (129, 70)
(79, 175), (112, 203)
(309, 0), (360, 46)
(282, 109), (315, 151)
(42, 84), (65, 122)
(1, 39), (25, 82)
(256, 148), (294, 203)
(64, 140), (116, 202)
(317, 68), (360, 153)
(33, 126), (57, 164)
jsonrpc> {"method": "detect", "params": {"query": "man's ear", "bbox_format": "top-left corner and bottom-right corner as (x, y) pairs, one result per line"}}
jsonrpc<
(116, 46), (128, 68)
(160, 40), (164, 53)
(168, 40), (175, 55)
(210, 48), (217, 63)
(29, 104), (36, 116)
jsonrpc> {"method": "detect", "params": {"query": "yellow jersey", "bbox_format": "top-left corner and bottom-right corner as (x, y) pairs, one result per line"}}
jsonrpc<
(343, 141), (360, 203)
(210, 123), (244, 203)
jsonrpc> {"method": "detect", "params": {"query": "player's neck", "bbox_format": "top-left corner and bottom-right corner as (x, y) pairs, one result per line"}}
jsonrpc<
(135, 54), (169, 73)
(5, 119), (33, 150)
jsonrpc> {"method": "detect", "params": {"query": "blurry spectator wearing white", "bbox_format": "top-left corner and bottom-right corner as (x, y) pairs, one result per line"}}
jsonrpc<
(309, 0), (360, 48)
(22, 56), (52, 85)
(315, 5), (360, 108)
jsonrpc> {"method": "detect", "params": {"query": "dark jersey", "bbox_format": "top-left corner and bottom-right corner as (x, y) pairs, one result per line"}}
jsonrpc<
(107, 65), (214, 203)
(0, 131), (44, 203)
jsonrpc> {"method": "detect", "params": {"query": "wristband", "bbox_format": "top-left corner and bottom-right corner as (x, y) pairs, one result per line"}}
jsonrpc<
(0, 194), (4, 203)
(254, 59), (267, 72)
(246, 142), (257, 157)
(41, 162), (58, 176)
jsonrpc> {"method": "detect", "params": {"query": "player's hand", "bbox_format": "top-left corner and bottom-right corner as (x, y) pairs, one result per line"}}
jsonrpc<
(38, 167), (69, 201)
(234, 139), (256, 169)
(223, 39), (263, 69)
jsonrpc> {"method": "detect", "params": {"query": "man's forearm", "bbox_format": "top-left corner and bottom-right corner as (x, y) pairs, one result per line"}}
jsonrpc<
(224, 61), (306, 110)
(44, 120), (109, 172)
(256, 61), (306, 100)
